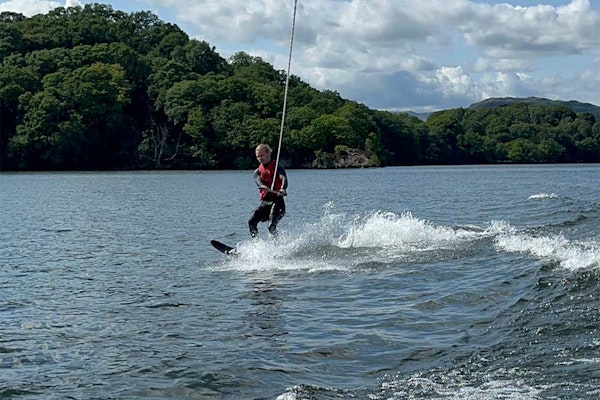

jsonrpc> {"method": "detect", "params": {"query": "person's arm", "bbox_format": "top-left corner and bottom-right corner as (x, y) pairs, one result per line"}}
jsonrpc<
(277, 166), (288, 194)
(253, 168), (264, 188)
(254, 167), (275, 193)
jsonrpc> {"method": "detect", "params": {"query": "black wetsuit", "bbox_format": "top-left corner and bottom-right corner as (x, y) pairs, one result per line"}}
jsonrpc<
(248, 162), (288, 237)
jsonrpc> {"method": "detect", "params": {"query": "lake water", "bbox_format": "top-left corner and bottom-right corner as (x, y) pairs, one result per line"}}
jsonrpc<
(1, 165), (599, 399)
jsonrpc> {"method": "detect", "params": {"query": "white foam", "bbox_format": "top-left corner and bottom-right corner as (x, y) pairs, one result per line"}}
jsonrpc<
(496, 232), (600, 271)
(528, 193), (559, 200)
(225, 237), (344, 273)
(437, 378), (544, 399)
(486, 220), (516, 235)
(275, 390), (297, 400)
(216, 203), (600, 274)
(571, 357), (600, 364)
(380, 373), (545, 399)
(337, 211), (480, 250)
(217, 206), (493, 273)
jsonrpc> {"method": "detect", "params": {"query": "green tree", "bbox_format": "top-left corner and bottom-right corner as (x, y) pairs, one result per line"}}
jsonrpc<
(0, 14), (26, 58)
(65, 4), (116, 46)
(509, 122), (538, 140)
(0, 64), (41, 169)
(333, 102), (375, 148)
(8, 91), (65, 169)
(503, 138), (535, 163)
(535, 138), (565, 162)
(307, 114), (352, 153)
(183, 107), (214, 167)
(250, 81), (282, 117)
(172, 40), (230, 76)
(127, 11), (185, 55)
(230, 52), (282, 84)
(286, 105), (320, 165)
(426, 109), (464, 163)
(373, 111), (425, 165)
(24, 48), (71, 76)
(457, 130), (487, 163)
(209, 100), (253, 166)
(141, 57), (197, 167)
(10, 62), (131, 169)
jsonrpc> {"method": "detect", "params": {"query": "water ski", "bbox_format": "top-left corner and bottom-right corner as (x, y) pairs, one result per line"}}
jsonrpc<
(211, 240), (237, 255)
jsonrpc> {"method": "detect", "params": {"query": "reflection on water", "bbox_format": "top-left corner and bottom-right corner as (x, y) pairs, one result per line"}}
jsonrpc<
(244, 279), (288, 343)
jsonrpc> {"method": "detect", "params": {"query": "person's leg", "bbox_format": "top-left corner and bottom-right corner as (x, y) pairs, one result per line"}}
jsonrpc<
(268, 199), (286, 235)
(249, 202), (271, 237)
(248, 212), (260, 238)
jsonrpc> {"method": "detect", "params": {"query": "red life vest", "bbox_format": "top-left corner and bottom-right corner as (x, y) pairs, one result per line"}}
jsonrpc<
(258, 160), (282, 200)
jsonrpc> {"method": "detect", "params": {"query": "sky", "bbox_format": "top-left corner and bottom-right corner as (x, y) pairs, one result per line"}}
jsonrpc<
(2, 0), (600, 113)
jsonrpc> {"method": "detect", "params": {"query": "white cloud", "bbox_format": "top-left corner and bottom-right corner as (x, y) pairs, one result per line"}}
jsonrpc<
(474, 58), (531, 73)
(432, 66), (480, 99)
(165, 0), (600, 109)
(478, 71), (526, 99)
(0, 0), (81, 15)
(459, 0), (600, 59)
(0, 0), (60, 15)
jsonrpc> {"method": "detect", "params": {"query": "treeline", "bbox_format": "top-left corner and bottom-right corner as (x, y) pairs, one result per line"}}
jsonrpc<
(426, 105), (600, 164)
(0, 4), (598, 171)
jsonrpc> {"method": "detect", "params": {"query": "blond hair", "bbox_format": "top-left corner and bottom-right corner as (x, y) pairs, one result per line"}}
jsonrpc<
(255, 144), (272, 153)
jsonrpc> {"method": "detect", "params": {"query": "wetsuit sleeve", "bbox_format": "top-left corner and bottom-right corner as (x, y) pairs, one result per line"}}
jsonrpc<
(253, 168), (263, 187)
(277, 166), (288, 190)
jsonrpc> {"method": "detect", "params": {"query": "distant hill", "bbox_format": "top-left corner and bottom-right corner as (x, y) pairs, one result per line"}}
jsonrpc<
(394, 111), (431, 121)
(405, 111), (431, 121)
(468, 97), (600, 119)
(398, 96), (600, 122)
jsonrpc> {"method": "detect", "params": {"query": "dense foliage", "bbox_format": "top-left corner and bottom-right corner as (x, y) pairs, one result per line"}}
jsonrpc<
(1, 4), (598, 170)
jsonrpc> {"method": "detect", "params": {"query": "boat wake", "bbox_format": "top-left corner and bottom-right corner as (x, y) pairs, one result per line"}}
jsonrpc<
(215, 199), (599, 273)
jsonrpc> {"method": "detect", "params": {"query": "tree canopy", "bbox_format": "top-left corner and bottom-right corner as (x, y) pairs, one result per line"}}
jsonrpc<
(1, 4), (598, 171)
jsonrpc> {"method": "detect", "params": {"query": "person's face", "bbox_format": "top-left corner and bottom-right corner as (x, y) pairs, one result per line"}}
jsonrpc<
(256, 149), (271, 164)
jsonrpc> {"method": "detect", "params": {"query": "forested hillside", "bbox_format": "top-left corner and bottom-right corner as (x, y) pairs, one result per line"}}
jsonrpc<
(470, 97), (600, 120)
(0, 4), (598, 170)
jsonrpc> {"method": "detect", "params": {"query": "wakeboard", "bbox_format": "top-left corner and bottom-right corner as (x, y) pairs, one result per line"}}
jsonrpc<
(210, 240), (237, 255)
